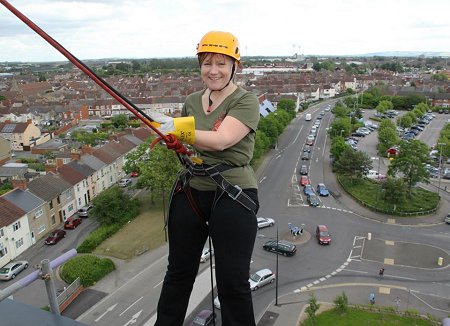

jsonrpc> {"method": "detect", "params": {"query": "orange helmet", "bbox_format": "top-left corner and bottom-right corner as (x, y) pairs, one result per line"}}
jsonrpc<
(196, 31), (240, 62)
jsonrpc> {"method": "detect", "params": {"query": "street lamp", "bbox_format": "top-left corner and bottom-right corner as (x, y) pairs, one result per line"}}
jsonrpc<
(437, 142), (445, 195)
(275, 222), (279, 306)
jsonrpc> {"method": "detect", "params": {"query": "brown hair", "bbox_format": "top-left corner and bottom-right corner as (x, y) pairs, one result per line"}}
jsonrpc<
(198, 52), (235, 66)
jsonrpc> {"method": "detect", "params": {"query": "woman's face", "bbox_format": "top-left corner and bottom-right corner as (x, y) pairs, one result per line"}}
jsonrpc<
(200, 53), (235, 91)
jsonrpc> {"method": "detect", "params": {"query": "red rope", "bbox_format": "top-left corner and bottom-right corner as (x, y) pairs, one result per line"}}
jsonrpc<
(0, 0), (168, 141)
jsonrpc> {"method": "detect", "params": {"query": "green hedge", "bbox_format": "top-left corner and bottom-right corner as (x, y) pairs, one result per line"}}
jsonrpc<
(77, 224), (121, 253)
(61, 255), (115, 287)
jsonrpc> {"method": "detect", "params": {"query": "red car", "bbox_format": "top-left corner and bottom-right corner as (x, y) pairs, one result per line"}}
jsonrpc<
(64, 217), (82, 229)
(44, 230), (66, 245)
(300, 175), (310, 186)
(130, 171), (139, 177)
(316, 225), (331, 245)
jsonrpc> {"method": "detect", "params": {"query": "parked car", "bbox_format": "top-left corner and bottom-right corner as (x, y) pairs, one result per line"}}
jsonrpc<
(300, 175), (310, 186)
(301, 151), (310, 160)
(317, 183), (330, 196)
(303, 145), (311, 153)
(44, 230), (66, 245)
(445, 213), (450, 224)
(64, 216), (82, 229)
(303, 184), (314, 196)
(0, 260), (29, 281)
(118, 178), (132, 187)
(299, 165), (308, 175)
(307, 193), (320, 207)
(130, 171), (139, 177)
(263, 240), (297, 256)
(200, 247), (214, 263)
(214, 296), (221, 309)
(78, 204), (93, 217)
(190, 309), (215, 326)
(316, 225), (331, 245)
(248, 268), (276, 291)
(257, 217), (275, 230)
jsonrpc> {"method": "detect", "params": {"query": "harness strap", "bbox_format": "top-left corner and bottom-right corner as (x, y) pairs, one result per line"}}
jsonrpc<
(196, 164), (257, 212)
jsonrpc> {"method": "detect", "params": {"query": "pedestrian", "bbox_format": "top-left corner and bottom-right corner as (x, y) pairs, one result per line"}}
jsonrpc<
(369, 292), (376, 305)
(151, 31), (260, 326)
(379, 267), (385, 279)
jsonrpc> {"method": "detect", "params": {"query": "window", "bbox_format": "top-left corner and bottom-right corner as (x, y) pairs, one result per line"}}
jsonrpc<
(57, 196), (61, 204)
(13, 221), (21, 232)
(15, 238), (24, 249)
(0, 229), (3, 238)
(0, 247), (7, 258)
(34, 208), (43, 219)
(49, 200), (53, 210)
(78, 198), (82, 206)
(38, 225), (46, 234)
(65, 191), (71, 200)
(51, 214), (56, 225)
(68, 204), (74, 212)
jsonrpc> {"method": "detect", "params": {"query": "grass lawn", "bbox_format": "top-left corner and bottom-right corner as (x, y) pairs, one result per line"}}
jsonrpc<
(339, 176), (439, 215)
(301, 307), (436, 326)
(94, 191), (167, 259)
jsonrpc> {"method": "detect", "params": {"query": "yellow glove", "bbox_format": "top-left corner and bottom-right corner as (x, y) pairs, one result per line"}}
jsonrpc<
(148, 112), (195, 144)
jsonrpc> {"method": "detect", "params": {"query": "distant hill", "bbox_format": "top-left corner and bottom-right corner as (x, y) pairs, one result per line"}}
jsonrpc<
(361, 51), (450, 57)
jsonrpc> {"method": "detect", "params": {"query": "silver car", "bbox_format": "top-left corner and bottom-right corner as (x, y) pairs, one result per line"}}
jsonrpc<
(200, 247), (214, 263)
(0, 260), (29, 281)
(445, 213), (450, 224)
(248, 268), (276, 291)
(257, 217), (275, 230)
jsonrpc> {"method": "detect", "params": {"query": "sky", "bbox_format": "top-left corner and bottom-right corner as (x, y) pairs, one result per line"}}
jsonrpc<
(0, 0), (449, 62)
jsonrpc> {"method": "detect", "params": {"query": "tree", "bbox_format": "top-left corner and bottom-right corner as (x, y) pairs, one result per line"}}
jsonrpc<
(305, 293), (320, 324)
(258, 117), (279, 146)
(0, 95), (6, 101)
(329, 117), (352, 139)
(378, 127), (399, 156)
(277, 99), (296, 117)
(330, 137), (349, 163)
(90, 186), (140, 225)
(111, 114), (129, 129)
(137, 143), (181, 202)
(333, 292), (349, 315)
(375, 100), (393, 114)
(334, 148), (373, 180)
(382, 177), (407, 204)
(388, 140), (430, 195)
(123, 139), (152, 174)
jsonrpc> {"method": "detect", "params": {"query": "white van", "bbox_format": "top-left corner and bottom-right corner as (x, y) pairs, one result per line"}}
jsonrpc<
(305, 113), (312, 121)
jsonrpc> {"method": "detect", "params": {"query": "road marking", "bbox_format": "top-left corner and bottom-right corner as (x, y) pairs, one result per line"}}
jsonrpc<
(120, 296), (143, 316)
(343, 268), (368, 274)
(259, 176), (267, 183)
(153, 280), (163, 288)
(384, 258), (395, 265)
(385, 274), (416, 280)
(313, 280), (320, 285)
(319, 277), (326, 282)
(124, 310), (142, 326)
(379, 287), (391, 294)
(385, 240), (395, 245)
(95, 303), (118, 322)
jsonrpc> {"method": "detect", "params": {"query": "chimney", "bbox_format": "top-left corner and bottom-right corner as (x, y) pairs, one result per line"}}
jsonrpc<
(11, 178), (28, 190)
(70, 149), (81, 161)
(81, 145), (93, 155)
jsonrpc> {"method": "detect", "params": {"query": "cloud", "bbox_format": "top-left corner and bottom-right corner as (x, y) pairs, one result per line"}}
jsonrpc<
(0, 0), (449, 62)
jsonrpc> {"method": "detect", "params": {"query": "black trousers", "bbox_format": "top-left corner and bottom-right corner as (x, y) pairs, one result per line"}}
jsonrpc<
(155, 187), (259, 326)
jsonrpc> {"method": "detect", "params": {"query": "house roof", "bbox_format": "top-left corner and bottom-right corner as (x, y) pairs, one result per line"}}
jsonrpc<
(66, 160), (95, 177)
(0, 197), (26, 228)
(2, 188), (45, 213)
(0, 122), (30, 133)
(57, 164), (86, 185)
(80, 154), (105, 171)
(0, 165), (28, 178)
(27, 174), (73, 201)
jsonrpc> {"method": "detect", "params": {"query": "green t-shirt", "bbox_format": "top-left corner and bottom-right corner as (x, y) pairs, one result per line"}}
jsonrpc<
(182, 86), (260, 191)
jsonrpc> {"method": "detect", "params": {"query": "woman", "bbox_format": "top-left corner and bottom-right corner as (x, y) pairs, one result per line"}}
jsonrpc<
(154, 31), (260, 326)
